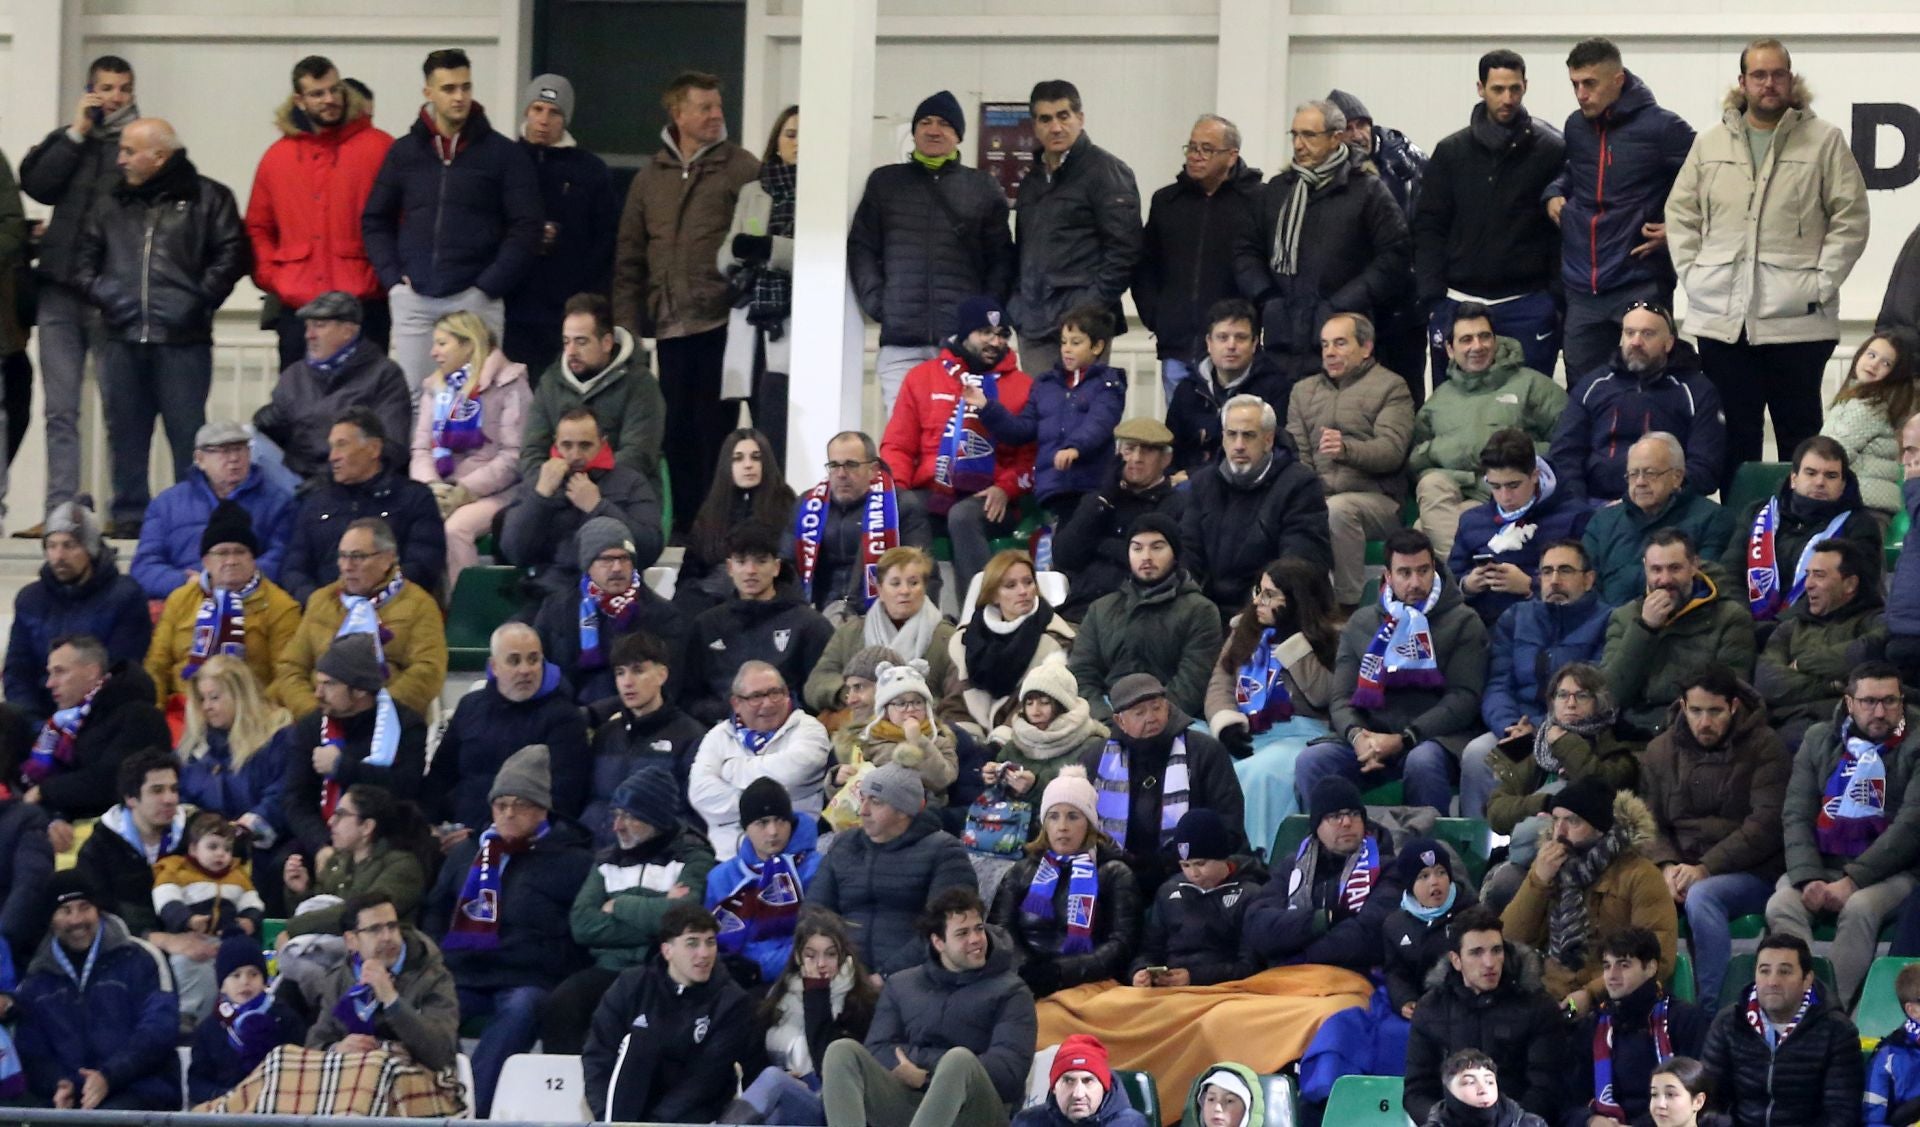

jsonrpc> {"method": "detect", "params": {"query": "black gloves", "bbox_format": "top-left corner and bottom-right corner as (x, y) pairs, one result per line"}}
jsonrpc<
(1219, 724), (1254, 760)
(732, 233), (773, 264)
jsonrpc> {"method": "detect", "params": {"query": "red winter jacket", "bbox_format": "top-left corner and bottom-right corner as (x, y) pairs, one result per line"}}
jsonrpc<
(880, 346), (1035, 500)
(245, 89), (393, 306)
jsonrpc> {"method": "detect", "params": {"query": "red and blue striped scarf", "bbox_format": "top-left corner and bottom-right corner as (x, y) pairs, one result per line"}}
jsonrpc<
(1744, 498), (1851, 621)
(443, 821), (549, 952)
(1591, 991), (1672, 1119)
(933, 358), (998, 508)
(184, 571), (261, 682)
(1235, 628), (1295, 732)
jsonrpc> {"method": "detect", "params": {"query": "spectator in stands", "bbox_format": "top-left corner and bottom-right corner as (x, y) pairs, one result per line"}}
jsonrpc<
(582, 901), (760, 1123)
(280, 783), (429, 942)
(1382, 837), (1478, 1019)
(790, 430), (936, 615)
(1550, 304), (1724, 504)
(717, 106), (800, 455)
(408, 311), (528, 583)
(827, 644), (899, 753)
(272, 517), (447, 718)
(1166, 303), (1292, 483)
(1723, 436), (1882, 629)
(1012, 1034), (1148, 1127)
(543, 765), (717, 1055)
(506, 75), (618, 376)
(499, 406), (664, 599)
(1502, 778), (1677, 1010)
(809, 546), (953, 712)
(1085, 672), (1244, 892)
(246, 56), (394, 369)
(1647, 1058), (1713, 1127)
(1582, 432), (1734, 606)
(1547, 38), (1695, 381)
(303, 892), (459, 1071)
(18, 55), (138, 534)
(677, 428), (798, 615)
(1765, 662), (1920, 1004)
(519, 292), (663, 489)
(5, 504), (149, 726)
(1182, 394), (1332, 615)
(1890, 413), (1920, 684)
(703, 776), (823, 987)
(813, 763), (974, 975)
(1234, 99), (1411, 384)
(1410, 308), (1566, 559)
(1560, 927), (1709, 1125)
(424, 623), (589, 834)
(424, 745), (592, 1117)
(1641, 668), (1788, 1011)
(881, 295), (1037, 597)
(732, 909), (878, 1124)
(1137, 119), (1263, 406)
(1244, 775), (1397, 971)
(0, 775), (51, 967)
(613, 72), (759, 528)
(583, 632), (706, 844)
(24, 635), (168, 834)
(971, 303), (1126, 521)
(362, 48), (541, 389)
(982, 656), (1110, 807)
(1130, 809), (1260, 988)
(537, 517), (688, 708)
(1755, 538), (1887, 746)
(1412, 51), (1566, 381)
(1483, 662), (1637, 848)
(990, 767), (1141, 995)
(1180, 1065), (1268, 1127)
(1427, 1049), (1549, 1127)
(1865, 963), (1920, 1124)
(278, 633), (429, 860)
(1826, 330), (1918, 518)
(849, 90), (1016, 414)
(185, 935), (305, 1105)
(1699, 932), (1863, 1126)
(145, 501), (301, 706)
(1402, 906), (1561, 1124)
(151, 814), (265, 1023)
(131, 420), (297, 600)
(13, 871), (180, 1110)
(250, 292), (413, 484)
(1667, 39), (1869, 484)
(75, 116), (248, 538)
(944, 548), (1076, 736)
(832, 660), (963, 808)
(689, 661), (830, 859)
(1449, 430), (1593, 627)
(821, 885), (1038, 1127)
(1071, 515), (1222, 721)
(1297, 528), (1487, 813)
(1051, 418), (1187, 619)
(1603, 529), (1755, 738)
(280, 409), (446, 603)
(689, 524), (834, 724)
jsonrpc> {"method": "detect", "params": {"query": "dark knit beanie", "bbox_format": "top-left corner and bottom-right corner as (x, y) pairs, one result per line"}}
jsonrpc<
(217, 933), (268, 984)
(913, 90), (967, 140)
(316, 633), (385, 693)
(1552, 777), (1617, 834)
(1308, 775), (1365, 827)
(1325, 89), (1372, 124)
(1129, 513), (1182, 559)
(610, 764), (678, 832)
(200, 499), (260, 557)
(739, 777), (795, 827)
(1170, 809), (1234, 863)
(47, 870), (95, 912)
(952, 295), (1009, 340)
(1392, 837), (1451, 887)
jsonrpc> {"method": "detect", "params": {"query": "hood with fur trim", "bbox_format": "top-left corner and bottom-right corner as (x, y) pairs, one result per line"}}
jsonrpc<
(273, 83), (375, 138)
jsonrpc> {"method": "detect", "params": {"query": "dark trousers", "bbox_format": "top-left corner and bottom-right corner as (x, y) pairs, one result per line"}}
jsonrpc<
(503, 318), (560, 384)
(3, 351), (31, 465)
(98, 339), (212, 525)
(1889, 635), (1920, 690)
(1427, 291), (1562, 385)
(538, 965), (620, 1055)
(1374, 307), (1430, 408)
(657, 326), (729, 532)
(1563, 279), (1666, 385)
(271, 299), (391, 373)
(1697, 334), (1837, 490)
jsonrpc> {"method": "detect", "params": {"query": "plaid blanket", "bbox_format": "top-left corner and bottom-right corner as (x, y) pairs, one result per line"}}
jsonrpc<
(195, 1044), (465, 1117)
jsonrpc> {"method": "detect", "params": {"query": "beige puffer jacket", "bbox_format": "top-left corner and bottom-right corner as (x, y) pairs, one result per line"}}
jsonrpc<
(1284, 358), (1414, 499)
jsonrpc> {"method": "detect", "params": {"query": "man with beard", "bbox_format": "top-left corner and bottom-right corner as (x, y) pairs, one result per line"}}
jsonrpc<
(1051, 418), (1187, 619)
(1765, 663), (1920, 1004)
(1243, 776), (1397, 971)
(1549, 303), (1725, 504)
(879, 296), (1035, 599)
(1667, 39), (1868, 485)
(1699, 933), (1864, 1126)
(1640, 668), (1790, 1011)
(519, 294), (664, 489)
(1754, 538), (1887, 747)
(1602, 529), (1755, 739)
(1500, 776), (1677, 1013)
(1179, 394), (1331, 617)
(4, 503), (150, 726)
(1413, 50), (1566, 382)
(787, 430), (936, 616)
(1582, 432), (1735, 605)
(1721, 436), (1882, 640)
(1164, 299), (1295, 478)
(1070, 516), (1221, 722)
(535, 518), (690, 706)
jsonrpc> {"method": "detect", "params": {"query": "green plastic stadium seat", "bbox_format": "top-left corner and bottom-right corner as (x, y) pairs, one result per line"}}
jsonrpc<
(1324, 1074), (1407, 1125)
(1726, 461), (1790, 518)
(1671, 950), (1696, 1004)
(1113, 1070), (1158, 1124)
(446, 566), (525, 672)
(1856, 956), (1920, 1039)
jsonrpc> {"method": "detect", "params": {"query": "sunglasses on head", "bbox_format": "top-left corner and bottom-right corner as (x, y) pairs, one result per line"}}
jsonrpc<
(1624, 300), (1676, 333)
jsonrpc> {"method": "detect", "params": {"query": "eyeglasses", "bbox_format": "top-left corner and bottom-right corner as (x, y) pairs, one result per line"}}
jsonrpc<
(198, 444), (249, 458)
(1850, 694), (1906, 712)
(1288, 129), (1335, 140)
(1182, 143), (1234, 158)
(336, 550), (388, 563)
(887, 697), (930, 713)
(1251, 587), (1286, 605)
(824, 459), (875, 473)
(351, 920), (401, 936)
(1538, 565), (1587, 578)
(328, 807), (362, 823)
(1623, 468), (1677, 482)
(733, 687), (787, 705)
(1323, 808), (1364, 823)
(1552, 690), (1596, 705)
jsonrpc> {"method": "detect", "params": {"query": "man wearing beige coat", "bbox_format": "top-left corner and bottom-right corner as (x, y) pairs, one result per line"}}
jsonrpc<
(1666, 37), (1868, 488)
(1285, 312), (1415, 607)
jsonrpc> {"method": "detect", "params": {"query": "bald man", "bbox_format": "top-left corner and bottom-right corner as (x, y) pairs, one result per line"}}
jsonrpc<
(75, 117), (249, 536)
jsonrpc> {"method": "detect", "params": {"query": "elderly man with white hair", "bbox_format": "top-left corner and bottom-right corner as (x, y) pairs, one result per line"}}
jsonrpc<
(1580, 430), (1735, 605)
(73, 116), (249, 539)
(688, 660), (830, 860)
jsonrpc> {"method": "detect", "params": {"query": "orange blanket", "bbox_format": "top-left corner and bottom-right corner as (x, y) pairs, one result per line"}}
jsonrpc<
(1036, 966), (1373, 1125)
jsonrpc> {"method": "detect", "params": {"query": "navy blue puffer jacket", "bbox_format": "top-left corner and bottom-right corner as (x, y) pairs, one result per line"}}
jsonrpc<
(1554, 72), (1695, 296)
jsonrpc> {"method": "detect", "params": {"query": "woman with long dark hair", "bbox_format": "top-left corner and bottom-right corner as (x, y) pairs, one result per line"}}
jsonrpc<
(674, 427), (797, 614)
(1826, 327), (1920, 517)
(720, 105), (800, 460)
(723, 909), (878, 1125)
(1204, 557), (1339, 851)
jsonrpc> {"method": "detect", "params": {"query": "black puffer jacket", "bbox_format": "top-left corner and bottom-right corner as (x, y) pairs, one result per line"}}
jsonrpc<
(1133, 162), (1263, 360)
(1699, 985), (1863, 1127)
(1165, 351), (1300, 475)
(1009, 132), (1142, 342)
(1403, 941), (1564, 1124)
(1233, 161), (1410, 378)
(1075, 715), (1245, 893)
(809, 810), (977, 975)
(1381, 879), (1480, 1013)
(75, 151), (249, 343)
(423, 816), (594, 992)
(1130, 868), (1263, 985)
(1412, 106), (1566, 305)
(19, 110), (133, 286)
(990, 844), (1143, 993)
(1180, 442), (1333, 612)
(848, 158), (1015, 348)
(1049, 471), (1188, 619)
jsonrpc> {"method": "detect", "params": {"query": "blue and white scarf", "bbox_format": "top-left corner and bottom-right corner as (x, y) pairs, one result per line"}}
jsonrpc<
(1816, 718), (1898, 857)
(429, 366), (486, 480)
(110, 804), (183, 863)
(332, 944), (409, 1036)
(49, 924), (103, 989)
(1294, 832), (1380, 916)
(1094, 736), (1189, 849)
(933, 358), (999, 503)
(307, 333), (362, 376)
(1235, 629), (1295, 733)
(183, 571), (262, 682)
(335, 572), (405, 673)
(217, 991), (278, 1053)
(1351, 577), (1445, 710)
(1745, 498), (1852, 622)
(732, 715), (780, 754)
(1020, 850), (1100, 955)
(1399, 882), (1458, 923)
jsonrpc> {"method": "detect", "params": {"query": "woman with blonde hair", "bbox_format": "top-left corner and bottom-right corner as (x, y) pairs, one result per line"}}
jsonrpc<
(942, 548), (1076, 736)
(409, 309), (531, 581)
(805, 545), (955, 713)
(177, 655), (293, 841)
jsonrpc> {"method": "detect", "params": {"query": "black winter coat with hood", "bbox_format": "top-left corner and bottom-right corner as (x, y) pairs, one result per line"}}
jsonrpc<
(1181, 440), (1333, 613)
(991, 842), (1144, 993)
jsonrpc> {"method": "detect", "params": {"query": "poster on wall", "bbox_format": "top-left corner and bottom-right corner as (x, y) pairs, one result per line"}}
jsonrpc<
(979, 102), (1036, 206)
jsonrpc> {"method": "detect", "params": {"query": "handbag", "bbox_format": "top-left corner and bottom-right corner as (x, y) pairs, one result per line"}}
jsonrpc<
(962, 783), (1033, 856)
(822, 747), (873, 834)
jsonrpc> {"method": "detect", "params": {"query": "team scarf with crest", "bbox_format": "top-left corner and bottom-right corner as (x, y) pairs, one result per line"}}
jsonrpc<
(1095, 737), (1188, 849)
(1744, 498), (1852, 621)
(1816, 717), (1900, 857)
(933, 357), (999, 502)
(332, 944), (409, 1035)
(442, 821), (549, 952)
(1020, 850), (1099, 955)
(217, 991), (278, 1055)
(321, 574), (404, 818)
(732, 715), (779, 754)
(1351, 578), (1445, 710)
(793, 467), (899, 608)
(1591, 991), (1674, 1119)
(184, 571), (261, 682)
(1289, 831), (1381, 916)
(24, 681), (102, 787)
(1744, 980), (1816, 1044)
(429, 365), (486, 479)
(577, 574), (639, 670)
(712, 852), (807, 956)
(1235, 628), (1295, 732)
